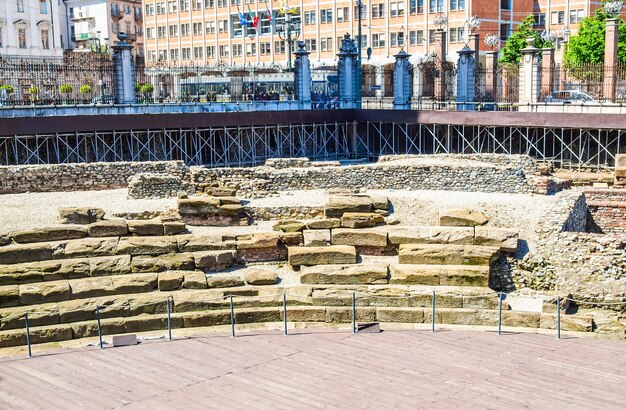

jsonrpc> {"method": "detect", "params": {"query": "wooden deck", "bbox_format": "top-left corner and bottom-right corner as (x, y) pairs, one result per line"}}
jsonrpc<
(0, 329), (625, 409)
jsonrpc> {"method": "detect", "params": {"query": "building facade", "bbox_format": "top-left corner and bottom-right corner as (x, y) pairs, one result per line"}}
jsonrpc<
(64, 0), (144, 57)
(0, 0), (68, 60)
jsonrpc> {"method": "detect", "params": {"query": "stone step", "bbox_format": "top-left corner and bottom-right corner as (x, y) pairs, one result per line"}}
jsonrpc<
(288, 245), (357, 267)
(398, 244), (500, 266)
(0, 305), (593, 349)
(300, 264), (389, 285)
(389, 264), (490, 287)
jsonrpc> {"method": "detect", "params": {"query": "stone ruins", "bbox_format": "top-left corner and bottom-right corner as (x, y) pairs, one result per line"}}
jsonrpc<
(0, 153), (625, 349)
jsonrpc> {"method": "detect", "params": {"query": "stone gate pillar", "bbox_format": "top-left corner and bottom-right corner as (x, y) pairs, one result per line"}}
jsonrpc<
(485, 51), (498, 101)
(519, 37), (541, 109)
(393, 50), (412, 110)
(541, 48), (555, 101)
(293, 41), (312, 109)
(456, 47), (476, 111)
(470, 33), (480, 62)
(375, 67), (384, 98)
(337, 33), (360, 109)
(434, 29), (447, 101)
(604, 18), (619, 102)
(112, 33), (136, 104)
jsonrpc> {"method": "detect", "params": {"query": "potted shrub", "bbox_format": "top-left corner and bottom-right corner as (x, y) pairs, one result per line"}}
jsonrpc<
(28, 86), (39, 104)
(79, 84), (92, 103)
(59, 84), (73, 104)
(140, 83), (154, 103)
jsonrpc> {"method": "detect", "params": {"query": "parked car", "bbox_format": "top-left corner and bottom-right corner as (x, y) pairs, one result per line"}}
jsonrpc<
(545, 90), (597, 103)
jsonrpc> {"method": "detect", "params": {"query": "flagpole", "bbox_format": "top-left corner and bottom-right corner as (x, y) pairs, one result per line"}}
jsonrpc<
(357, 0), (362, 108)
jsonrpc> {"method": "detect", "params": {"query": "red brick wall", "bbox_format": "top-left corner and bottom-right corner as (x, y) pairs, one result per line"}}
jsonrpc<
(585, 189), (626, 234)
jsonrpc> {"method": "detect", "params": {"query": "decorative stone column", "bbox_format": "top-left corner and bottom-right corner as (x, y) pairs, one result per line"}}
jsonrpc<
(469, 33), (480, 62)
(375, 66), (384, 98)
(604, 18), (619, 102)
(337, 33), (360, 109)
(456, 47), (476, 111)
(393, 50), (412, 110)
(541, 48), (555, 101)
(518, 37), (541, 107)
(293, 41), (312, 109)
(412, 62), (424, 100)
(434, 29), (447, 101)
(112, 33), (136, 104)
(485, 51), (498, 101)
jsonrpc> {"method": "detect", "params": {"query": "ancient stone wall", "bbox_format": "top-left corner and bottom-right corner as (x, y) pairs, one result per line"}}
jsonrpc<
(127, 173), (194, 199)
(0, 161), (189, 194)
(377, 154), (539, 173)
(585, 189), (626, 234)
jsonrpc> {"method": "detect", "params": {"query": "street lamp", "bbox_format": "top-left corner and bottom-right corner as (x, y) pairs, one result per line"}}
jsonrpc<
(276, 13), (301, 70)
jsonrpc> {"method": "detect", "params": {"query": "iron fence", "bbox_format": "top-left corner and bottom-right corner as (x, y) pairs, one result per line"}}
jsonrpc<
(0, 53), (115, 106)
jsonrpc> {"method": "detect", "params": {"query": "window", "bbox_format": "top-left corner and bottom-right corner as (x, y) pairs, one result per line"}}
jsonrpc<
(500, 0), (511, 10)
(146, 27), (153, 39)
(372, 33), (385, 47)
(260, 42), (271, 54)
(218, 0), (227, 7)
(320, 37), (333, 51)
(337, 7), (349, 22)
(180, 0), (190, 11)
(207, 45), (215, 57)
(193, 0), (202, 10)
(356, 34), (367, 48)
(429, 29), (436, 44)
(409, 30), (424, 45)
(146, 4), (155, 15)
(274, 40), (285, 54)
(182, 47), (191, 60)
(321, 8), (333, 23)
(551, 10), (564, 25)
(533, 12), (545, 27)
(112, 22), (120, 34)
(354, 4), (368, 19)
(304, 11), (316, 25)
(193, 46), (203, 59)
(391, 2), (398, 17)
(169, 25), (178, 37)
(232, 44), (242, 56)
(499, 23), (511, 40)
(410, 0), (424, 14)
(40, 0), (48, 14)
(170, 48), (180, 60)
(40, 29), (49, 49)
(570, 9), (584, 24)
(17, 0), (25, 13)
(398, 1), (405, 16)
(246, 43), (256, 56)
(450, 27), (464, 42)
(372, 3), (384, 18)
(429, 0), (443, 13)
(218, 20), (228, 33)
(206, 21), (215, 34)
(205, 0), (214, 8)
(193, 22), (202, 35)
(219, 45), (230, 57)
(181, 23), (190, 36)
(126, 23), (131, 34)
(304, 38), (317, 51)
(450, 0), (465, 11)
(157, 3), (165, 14)
(391, 32), (397, 46)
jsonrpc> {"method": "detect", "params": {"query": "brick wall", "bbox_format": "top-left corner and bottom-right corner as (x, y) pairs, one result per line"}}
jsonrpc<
(585, 189), (626, 234)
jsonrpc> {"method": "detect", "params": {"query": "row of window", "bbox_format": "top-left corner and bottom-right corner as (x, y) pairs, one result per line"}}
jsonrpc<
(0, 26), (50, 50)
(534, 9), (585, 26)
(148, 40), (289, 60)
(14, 0), (48, 14)
(145, 0), (464, 16)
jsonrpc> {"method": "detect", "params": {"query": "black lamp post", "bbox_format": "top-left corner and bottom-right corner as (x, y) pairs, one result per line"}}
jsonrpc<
(276, 14), (301, 70)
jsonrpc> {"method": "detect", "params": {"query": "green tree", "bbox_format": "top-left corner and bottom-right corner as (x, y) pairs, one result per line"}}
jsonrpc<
(59, 84), (73, 94)
(79, 84), (93, 94)
(564, 5), (626, 65)
(499, 15), (551, 64)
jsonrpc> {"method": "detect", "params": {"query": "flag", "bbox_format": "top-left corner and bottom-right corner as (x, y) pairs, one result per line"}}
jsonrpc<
(265, 0), (273, 22)
(247, 5), (259, 27)
(278, 0), (299, 15)
(238, 11), (250, 26)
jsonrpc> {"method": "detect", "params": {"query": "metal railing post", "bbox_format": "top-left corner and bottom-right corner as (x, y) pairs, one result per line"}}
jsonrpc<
(229, 295), (235, 337)
(498, 292), (503, 336)
(352, 292), (356, 334)
(432, 290), (436, 333)
(283, 293), (288, 336)
(167, 297), (172, 341)
(557, 296), (561, 340)
(96, 305), (103, 349)
(25, 313), (32, 358)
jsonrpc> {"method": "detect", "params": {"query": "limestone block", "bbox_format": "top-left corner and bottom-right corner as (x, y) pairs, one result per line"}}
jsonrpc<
(89, 255), (132, 277)
(71, 319), (126, 338)
(325, 195), (373, 218)
(0, 306), (59, 330)
(218, 204), (245, 216)
(386, 226), (431, 245)
(178, 197), (221, 215)
(288, 245), (357, 266)
(234, 309), (281, 324)
(0, 243), (53, 264)
(340, 212), (385, 229)
(439, 209), (489, 227)
(283, 306), (326, 322)
(59, 207), (105, 225)
(278, 232), (303, 247)
(0, 285), (20, 308)
(208, 187), (238, 197)
(88, 220), (129, 237)
(193, 250), (236, 269)
(58, 298), (121, 323)
(0, 259), (90, 284)
(273, 220), (306, 233)
(127, 219), (164, 236)
(29, 325), (74, 345)
(501, 311), (541, 328)
(398, 244), (499, 266)
(111, 273), (158, 294)
(131, 253), (195, 273)
(183, 271), (208, 289)
(389, 264), (441, 286)
(11, 226), (88, 244)
(176, 234), (236, 252)
(158, 271), (184, 291)
(124, 315), (182, 333)
(206, 276), (245, 289)
(69, 277), (115, 299)
(163, 222), (187, 236)
(244, 269), (279, 285)
(301, 264), (389, 285)
(182, 311), (231, 328)
(331, 228), (388, 247)
(55, 237), (119, 259)
(0, 235), (11, 247)
(436, 308), (498, 326)
(112, 334), (138, 347)
(303, 229), (331, 246)
(369, 195), (389, 211)
(439, 265), (490, 287)
(117, 236), (177, 256)
(306, 219), (341, 229)
(376, 307), (425, 323)
(18, 281), (71, 304)
(326, 306), (376, 323)
(473, 227), (519, 253)
(217, 196), (241, 205)
(429, 227), (475, 245)
(236, 233), (281, 250)
(540, 313), (593, 332)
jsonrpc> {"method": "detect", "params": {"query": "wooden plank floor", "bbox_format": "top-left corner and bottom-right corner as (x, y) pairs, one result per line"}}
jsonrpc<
(0, 329), (625, 409)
